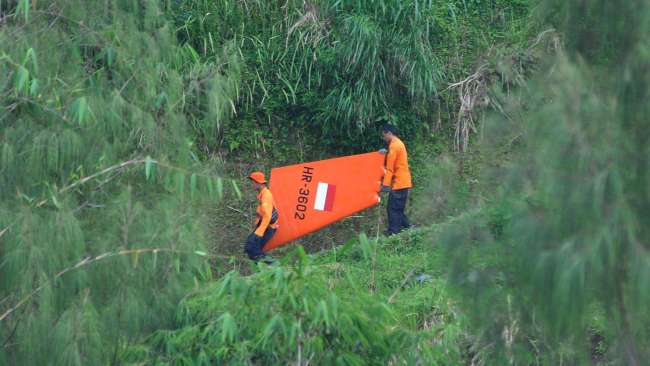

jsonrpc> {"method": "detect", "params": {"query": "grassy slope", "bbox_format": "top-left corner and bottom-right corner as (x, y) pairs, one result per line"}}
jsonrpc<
(125, 224), (475, 364)
(312, 227), (466, 354)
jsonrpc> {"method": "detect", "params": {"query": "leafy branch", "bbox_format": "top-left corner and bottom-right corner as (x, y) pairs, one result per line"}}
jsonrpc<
(0, 247), (230, 323)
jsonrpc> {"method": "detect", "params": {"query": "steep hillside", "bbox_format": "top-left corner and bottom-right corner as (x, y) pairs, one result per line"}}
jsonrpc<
(124, 227), (469, 365)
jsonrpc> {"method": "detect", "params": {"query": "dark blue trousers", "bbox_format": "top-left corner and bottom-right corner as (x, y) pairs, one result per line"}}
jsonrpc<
(387, 188), (411, 235)
(244, 227), (276, 260)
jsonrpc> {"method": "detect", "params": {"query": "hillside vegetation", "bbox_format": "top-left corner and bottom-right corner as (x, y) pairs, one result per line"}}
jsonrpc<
(1, 0), (649, 365)
(124, 229), (464, 365)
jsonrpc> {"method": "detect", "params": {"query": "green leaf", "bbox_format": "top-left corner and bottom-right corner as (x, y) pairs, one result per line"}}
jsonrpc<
(23, 48), (38, 73)
(197, 350), (210, 366)
(359, 233), (371, 261)
(51, 194), (61, 209)
(231, 180), (241, 200)
(194, 251), (207, 257)
(2, 143), (15, 167)
(14, 65), (29, 94)
(206, 176), (214, 197)
(320, 300), (331, 329)
(190, 173), (197, 199)
(185, 44), (200, 63)
(29, 78), (39, 96)
(145, 156), (154, 180)
(277, 73), (296, 104)
(176, 172), (185, 198)
(261, 315), (282, 345)
(18, 0), (29, 22)
(105, 47), (116, 67)
(219, 313), (237, 343)
(69, 97), (89, 126)
(216, 178), (223, 198)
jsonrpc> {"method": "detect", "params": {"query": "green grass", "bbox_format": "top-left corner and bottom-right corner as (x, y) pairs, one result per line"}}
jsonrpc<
(123, 227), (471, 365)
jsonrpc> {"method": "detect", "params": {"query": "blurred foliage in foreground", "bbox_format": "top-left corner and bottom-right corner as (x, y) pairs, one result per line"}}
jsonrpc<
(432, 0), (650, 364)
(0, 1), (235, 364)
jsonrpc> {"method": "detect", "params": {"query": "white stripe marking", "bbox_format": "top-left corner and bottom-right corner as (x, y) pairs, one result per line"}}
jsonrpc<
(314, 182), (328, 211)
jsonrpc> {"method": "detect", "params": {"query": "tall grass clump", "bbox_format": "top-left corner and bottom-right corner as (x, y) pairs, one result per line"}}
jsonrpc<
(171, 0), (530, 155)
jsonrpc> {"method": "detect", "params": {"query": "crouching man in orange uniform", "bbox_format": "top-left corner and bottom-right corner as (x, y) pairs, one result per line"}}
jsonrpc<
(245, 172), (279, 262)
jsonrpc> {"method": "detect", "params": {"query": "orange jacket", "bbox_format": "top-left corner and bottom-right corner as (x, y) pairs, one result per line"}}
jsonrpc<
(254, 187), (278, 236)
(383, 137), (412, 190)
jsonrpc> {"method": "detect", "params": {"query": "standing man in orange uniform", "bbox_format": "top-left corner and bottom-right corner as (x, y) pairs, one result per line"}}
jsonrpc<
(245, 171), (279, 262)
(380, 124), (413, 236)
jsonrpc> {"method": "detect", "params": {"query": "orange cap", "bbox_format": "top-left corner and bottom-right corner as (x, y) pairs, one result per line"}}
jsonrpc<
(249, 171), (266, 184)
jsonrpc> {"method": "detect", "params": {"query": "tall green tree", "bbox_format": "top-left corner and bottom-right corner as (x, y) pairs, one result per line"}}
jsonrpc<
(0, 1), (238, 364)
(438, 0), (650, 363)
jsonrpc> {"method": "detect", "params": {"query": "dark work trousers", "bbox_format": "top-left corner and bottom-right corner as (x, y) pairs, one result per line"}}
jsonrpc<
(244, 227), (276, 260)
(387, 188), (411, 235)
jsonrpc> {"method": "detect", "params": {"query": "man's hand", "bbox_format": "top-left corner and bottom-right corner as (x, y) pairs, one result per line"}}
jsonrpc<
(378, 148), (387, 155)
(380, 185), (391, 193)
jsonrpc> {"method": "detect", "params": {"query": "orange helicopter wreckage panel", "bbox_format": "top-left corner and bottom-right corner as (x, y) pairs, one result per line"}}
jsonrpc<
(263, 152), (385, 252)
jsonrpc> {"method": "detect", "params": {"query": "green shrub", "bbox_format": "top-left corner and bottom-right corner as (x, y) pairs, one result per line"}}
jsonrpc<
(126, 251), (448, 365)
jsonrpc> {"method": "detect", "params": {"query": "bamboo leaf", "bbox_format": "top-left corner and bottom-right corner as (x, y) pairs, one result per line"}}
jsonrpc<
(320, 300), (331, 329)
(145, 156), (154, 180)
(18, 0), (30, 22)
(132, 251), (140, 268)
(105, 47), (116, 67)
(2, 143), (14, 167)
(51, 194), (61, 209)
(262, 314), (280, 339)
(176, 172), (185, 198)
(69, 97), (89, 126)
(220, 313), (237, 343)
(23, 48), (38, 73)
(29, 79), (39, 96)
(216, 178), (223, 198)
(206, 176), (214, 197)
(185, 44), (200, 63)
(277, 73), (296, 104)
(190, 173), (197, 199)
(14, 65), (29, 94)
(231, 180), (241, 200)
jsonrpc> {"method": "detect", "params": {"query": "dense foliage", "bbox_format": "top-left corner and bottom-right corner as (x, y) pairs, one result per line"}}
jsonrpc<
(171, 0), (530, 156)
(435, 0), (650, 364)
(3, 0), (648, 365)
(0, 1), (234, 364)
(126, 232), (466, 365)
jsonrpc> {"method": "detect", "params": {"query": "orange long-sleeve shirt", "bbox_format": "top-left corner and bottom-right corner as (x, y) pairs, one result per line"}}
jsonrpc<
(383, 137), (412, 190)
(254, 187), (278, 236)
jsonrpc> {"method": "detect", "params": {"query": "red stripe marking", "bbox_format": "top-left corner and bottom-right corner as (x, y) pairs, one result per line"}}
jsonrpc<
(324, 184), (336, 211)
